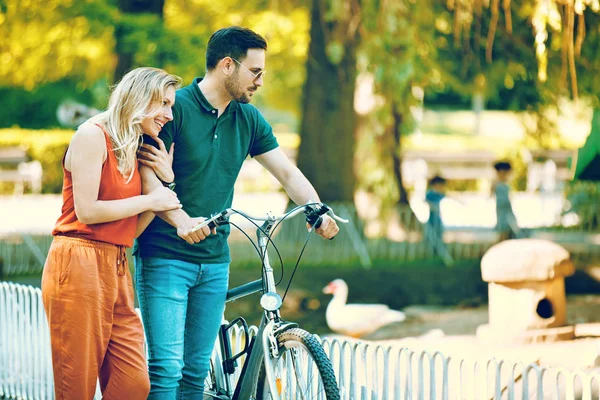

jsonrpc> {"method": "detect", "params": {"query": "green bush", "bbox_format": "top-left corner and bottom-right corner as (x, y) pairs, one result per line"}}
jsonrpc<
(0, 129), (299, 195)
(0, 128), (74, 193)
(0, 79), (106, 129)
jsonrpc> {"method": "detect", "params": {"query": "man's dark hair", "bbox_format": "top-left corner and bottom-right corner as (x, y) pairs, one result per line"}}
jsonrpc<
(493, 161), (512, 171)
(429, 175), (446, 186)
(206, 26), (267, 71)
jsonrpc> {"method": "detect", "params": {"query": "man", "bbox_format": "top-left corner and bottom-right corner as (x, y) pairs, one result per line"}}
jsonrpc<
(135, 26), (339, 399)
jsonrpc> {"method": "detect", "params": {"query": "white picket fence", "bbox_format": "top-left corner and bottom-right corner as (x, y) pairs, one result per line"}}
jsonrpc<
(320, 339), (600, 400)
(2, 282), (600, 399)
(0, 282), (53, 400)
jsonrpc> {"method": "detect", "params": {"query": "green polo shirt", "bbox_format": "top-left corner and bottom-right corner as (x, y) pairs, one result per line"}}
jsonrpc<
(136, 77), (279, 264)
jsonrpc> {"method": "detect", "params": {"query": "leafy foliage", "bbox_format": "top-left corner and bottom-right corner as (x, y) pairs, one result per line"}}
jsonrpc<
(162, 0), (310, 114)
(0, 0), (115, 90)
(446, 0), (600, 101)
(0, 0), (310, 127)
(0, 78), (105, 128)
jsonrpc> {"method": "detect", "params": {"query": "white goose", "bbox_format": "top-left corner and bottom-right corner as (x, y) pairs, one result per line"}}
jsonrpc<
(322, 279), (406, 338)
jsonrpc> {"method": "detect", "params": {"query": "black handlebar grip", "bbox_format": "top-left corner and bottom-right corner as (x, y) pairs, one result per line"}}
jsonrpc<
(305, 213), (321, 228)
(313, 216), (323, 230)
(308, 216), (335, 240)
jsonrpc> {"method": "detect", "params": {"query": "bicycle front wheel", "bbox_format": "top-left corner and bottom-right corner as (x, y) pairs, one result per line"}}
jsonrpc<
(256, 328), (340, 400)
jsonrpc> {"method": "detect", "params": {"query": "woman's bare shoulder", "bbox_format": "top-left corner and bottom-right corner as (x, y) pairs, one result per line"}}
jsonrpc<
(69, 122), (106, 156)
(74, 122), (104, 140)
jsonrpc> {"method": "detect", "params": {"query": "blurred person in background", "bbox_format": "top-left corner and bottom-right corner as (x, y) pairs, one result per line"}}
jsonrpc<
(425, 175), (454, 264)
(492, 161), (521, 241)
(426, 175), (447, 243)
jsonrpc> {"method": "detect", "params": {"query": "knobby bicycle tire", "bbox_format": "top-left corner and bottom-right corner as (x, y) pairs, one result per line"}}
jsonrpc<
(256, 328), (340, 400)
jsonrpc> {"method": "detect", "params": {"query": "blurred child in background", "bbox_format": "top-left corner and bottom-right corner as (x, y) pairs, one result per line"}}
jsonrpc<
(425, 175), (455, 265)
(492, 161), (521, 241)
(426, 175), (447, 242)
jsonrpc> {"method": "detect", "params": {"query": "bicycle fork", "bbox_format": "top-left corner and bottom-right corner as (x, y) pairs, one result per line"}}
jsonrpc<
(232, 318), (298, 400)
(261, 322), (282, 400)
(235, 219), (298, 399)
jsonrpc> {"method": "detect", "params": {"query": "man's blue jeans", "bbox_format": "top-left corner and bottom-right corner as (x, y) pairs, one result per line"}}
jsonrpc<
(134, 256), (229, 400)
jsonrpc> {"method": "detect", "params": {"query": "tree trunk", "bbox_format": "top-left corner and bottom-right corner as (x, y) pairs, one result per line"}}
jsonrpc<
(296, 0), (359, 203)
(389, 100), (421, 231)
(114, 0), (165, 82)
(390, 102), (410, 205)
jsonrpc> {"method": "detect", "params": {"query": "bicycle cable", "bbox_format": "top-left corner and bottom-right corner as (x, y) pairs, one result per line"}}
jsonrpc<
(227, 209), (286, 290)
(267, 202), (324, 304)
(266, 202), (322, 286)
(228, 221), (261, 257)
(227, 203), (325, 299)
(281, 227), (314, 304)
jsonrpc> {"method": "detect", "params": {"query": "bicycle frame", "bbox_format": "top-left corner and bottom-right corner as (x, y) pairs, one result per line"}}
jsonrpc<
(209, 216), (296, 400)
(200, 204), (347, 400)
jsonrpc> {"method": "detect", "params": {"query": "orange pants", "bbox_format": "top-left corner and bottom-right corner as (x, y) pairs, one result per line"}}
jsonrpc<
(41, 236), (150, 400)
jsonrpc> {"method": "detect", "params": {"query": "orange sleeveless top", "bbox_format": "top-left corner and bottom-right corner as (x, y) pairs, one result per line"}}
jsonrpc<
(52, 124), (142, 247)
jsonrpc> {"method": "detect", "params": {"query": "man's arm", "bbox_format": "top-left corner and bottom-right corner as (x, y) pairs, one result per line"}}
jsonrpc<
(255, 147), (338, 239)
(139, 165), (214, 243)
(255, 148), (319, 205)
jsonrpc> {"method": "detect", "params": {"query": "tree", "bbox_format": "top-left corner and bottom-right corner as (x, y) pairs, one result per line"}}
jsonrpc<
(357, 0), (438, 208)
(163, 0), (311, 116)
(434, 0), (560, 148)
(295, 0), (361, 203)
(447, 0), (600, 100)
(0, 0), (114, 89)
(0, 0), (312, 127)
(445, 0), (600, 150)
(114, 0), (166, 82)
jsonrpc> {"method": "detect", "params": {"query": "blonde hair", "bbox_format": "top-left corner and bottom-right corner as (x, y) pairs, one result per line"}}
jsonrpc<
(90, 67), (182, 182)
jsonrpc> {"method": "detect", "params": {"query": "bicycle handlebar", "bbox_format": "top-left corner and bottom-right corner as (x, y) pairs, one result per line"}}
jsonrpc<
(190, 203), (348, 233)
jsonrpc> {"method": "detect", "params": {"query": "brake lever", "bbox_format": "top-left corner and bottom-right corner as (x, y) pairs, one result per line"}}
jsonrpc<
(190, 210), (230, 232)
(305, 203), (349, 225)
(304, 203), (349, 240)
(304, 203), (328, 227)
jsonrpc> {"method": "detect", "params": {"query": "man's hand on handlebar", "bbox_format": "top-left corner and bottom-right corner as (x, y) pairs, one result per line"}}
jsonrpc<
(307, 214), (339, 240)
(177, 216), (217, 244)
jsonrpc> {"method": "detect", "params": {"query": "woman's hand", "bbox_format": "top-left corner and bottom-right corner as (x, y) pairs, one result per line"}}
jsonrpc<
(138, 137), (175, 183)
(146, 186), (182, 212)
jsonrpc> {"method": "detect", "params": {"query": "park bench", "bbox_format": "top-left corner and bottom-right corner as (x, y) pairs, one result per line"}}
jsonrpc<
(525, 149), (576, 192)
(0, 147), (42, 195)
(402, 148), (577, 194)
(402, 150), (498, 181)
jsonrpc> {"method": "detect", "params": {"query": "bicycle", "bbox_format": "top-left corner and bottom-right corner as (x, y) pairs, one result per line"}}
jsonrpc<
(191, 203), (348, 400)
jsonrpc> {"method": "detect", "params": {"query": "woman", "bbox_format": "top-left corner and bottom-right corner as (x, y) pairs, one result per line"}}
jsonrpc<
(41, 67), (182, 399)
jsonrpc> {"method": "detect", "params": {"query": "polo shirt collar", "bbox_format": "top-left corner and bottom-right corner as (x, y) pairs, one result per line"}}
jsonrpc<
(191, 77), (238, 115)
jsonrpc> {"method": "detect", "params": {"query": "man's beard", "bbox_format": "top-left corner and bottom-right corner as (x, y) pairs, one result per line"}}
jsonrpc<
(225, 73), (252, 104)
